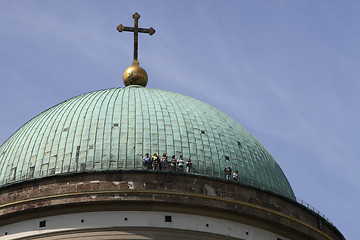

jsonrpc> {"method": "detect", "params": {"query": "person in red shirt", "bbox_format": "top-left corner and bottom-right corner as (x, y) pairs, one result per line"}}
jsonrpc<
(224, 166), (231, 180)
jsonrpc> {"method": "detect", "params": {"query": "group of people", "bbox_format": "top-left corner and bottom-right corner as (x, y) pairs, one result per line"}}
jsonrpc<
(224, 166), (239, 181)
(142, 154), (239, 180)
(142, 153), (193, 173)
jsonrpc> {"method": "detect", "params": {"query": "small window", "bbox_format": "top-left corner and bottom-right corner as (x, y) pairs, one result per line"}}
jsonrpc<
(237, 141), (242, 147)
(4, 232), (7, 235)
(225, 156), (230, 161)
(201, 130), (206, 134)
(205, 224), (209, 227)
(165, 215), (172, 222)
(63, 128), (69, 132)
(113, 123), (119, 127)
(277, 238), (282, 240)
(81, 219), (84, 223)
(246, 232), (249, 235)
(39, 220), (47, 228)
(124, 218), (128, 221)
(89, 145), (94, 149)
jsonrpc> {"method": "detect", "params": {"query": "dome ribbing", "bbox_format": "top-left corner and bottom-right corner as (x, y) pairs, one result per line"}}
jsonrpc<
(0, 86), (295, 199)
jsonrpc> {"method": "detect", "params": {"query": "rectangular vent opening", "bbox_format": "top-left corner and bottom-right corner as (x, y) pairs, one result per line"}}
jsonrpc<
(80, 163), (86, 172)
(39, 220), (47, 228)
(165, 215), (172, 222)
(75, 146), (80, 161)
(29, 166), (35, 178)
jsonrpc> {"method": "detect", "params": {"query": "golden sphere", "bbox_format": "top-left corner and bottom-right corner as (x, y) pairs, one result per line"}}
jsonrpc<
(123, 64), (148, 87)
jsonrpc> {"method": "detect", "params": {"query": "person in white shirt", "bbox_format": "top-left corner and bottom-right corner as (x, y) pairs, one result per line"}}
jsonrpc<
(177, 155), (184, 172)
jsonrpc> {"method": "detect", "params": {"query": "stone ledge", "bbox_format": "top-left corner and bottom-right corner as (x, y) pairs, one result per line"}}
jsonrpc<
(0, 171), (345, 240)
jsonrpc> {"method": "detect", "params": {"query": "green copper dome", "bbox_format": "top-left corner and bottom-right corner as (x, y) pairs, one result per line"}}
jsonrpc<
(0, 86), (295, 199)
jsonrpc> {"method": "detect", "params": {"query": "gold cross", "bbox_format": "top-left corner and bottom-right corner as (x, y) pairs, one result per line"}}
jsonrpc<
(117, 13), (155, 65)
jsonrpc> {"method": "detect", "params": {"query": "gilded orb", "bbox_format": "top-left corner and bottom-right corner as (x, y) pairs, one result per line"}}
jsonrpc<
(123, 63), (148, 87)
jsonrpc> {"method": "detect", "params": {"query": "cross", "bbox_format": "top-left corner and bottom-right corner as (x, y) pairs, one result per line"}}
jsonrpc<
(117, 12), (155, 65)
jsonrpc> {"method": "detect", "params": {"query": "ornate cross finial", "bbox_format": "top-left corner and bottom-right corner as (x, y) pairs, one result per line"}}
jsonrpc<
(116, 13), (156, 87)
(117, 12), (155, 65)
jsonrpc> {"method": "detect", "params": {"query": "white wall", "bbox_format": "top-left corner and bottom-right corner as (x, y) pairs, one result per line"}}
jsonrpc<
(0, 211), (290, 240)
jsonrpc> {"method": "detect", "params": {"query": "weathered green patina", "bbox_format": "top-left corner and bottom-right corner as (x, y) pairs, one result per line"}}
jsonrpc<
(0, 86), (295, 199)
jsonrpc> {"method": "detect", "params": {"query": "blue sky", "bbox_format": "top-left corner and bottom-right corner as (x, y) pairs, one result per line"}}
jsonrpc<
(0, 1), (359, 239)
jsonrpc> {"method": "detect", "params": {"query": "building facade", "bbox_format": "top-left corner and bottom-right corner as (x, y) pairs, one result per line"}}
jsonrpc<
(0, 13), (345, 240)
(0, 86), (345, 240)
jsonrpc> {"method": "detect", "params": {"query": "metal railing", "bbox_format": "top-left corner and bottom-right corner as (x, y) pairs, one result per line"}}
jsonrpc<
(238, 176), (335, 227)
(295, 196), (333, 225)
(213, 174), (336, 227)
